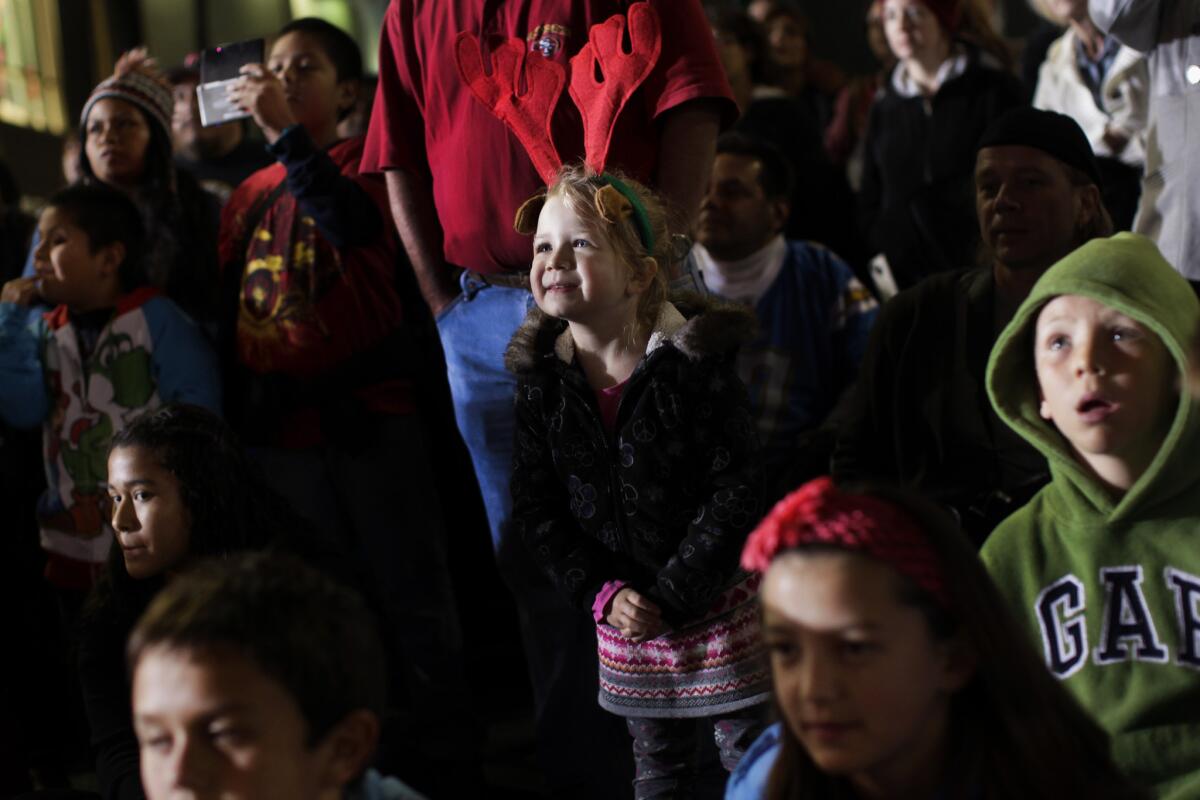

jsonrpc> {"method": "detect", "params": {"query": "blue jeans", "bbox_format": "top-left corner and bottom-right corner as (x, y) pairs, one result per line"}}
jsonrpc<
(436, 273), (633, 797)
(434, 273), (534, 552)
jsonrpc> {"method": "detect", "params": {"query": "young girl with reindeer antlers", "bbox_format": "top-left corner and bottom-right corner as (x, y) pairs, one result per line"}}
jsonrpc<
(506, 161), (770, 798)
(494, 20), (770, 782)
(454, 4), (761, 796)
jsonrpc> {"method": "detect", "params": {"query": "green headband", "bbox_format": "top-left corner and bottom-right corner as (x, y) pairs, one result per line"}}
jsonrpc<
(600, 173), (655, 253)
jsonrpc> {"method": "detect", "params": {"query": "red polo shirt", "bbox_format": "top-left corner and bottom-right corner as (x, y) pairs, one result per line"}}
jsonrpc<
(360, 0), (735, 274)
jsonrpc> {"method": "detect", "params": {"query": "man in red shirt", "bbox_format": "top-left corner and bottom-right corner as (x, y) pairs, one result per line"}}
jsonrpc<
(360, 2), (735, 795)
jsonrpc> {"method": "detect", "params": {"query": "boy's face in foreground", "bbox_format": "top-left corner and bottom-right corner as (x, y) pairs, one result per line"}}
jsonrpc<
(134, 645), (348, 800)
(32, 206), (120, 311)
(1035, 294), (1177, 485)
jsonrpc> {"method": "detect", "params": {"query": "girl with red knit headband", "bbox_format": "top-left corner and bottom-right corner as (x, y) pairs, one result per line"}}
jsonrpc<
(726, 477), (1143, 799)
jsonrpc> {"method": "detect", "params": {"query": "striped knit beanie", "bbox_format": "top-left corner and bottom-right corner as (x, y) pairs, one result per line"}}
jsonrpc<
(80, 56), (173, 141)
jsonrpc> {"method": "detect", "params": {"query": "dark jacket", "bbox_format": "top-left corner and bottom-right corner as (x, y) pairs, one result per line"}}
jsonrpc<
(506, 297), (763, 626)
(859, 47), (1023, 290)
(832, 268), (1048, 545)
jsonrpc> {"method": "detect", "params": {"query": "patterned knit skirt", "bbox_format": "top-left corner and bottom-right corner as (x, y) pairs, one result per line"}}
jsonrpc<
(597, 572), (771, 719)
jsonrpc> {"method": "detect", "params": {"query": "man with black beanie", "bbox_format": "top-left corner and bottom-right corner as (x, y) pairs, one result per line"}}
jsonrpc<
(834, 107), (1113, 545)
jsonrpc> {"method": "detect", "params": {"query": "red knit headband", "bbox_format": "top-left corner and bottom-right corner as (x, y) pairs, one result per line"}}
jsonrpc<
(740, 477), (950, 608)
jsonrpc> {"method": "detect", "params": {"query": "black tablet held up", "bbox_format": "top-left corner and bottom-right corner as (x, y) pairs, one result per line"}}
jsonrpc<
(196, 38), (265, 127)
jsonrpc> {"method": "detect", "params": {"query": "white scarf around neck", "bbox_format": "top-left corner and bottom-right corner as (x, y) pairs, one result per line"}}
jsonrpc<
(693, 235), (788, 307)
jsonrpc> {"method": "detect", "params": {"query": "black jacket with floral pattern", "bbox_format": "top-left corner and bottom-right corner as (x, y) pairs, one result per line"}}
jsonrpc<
(505, 297), (763, 626)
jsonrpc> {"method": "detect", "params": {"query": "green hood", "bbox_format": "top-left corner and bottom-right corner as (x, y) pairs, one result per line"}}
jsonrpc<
(986, 232), (1200, 522)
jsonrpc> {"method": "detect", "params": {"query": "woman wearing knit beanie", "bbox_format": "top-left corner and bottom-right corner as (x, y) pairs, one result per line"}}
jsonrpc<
(48, 48), (219, 327)
(858, 0), (1023, 296)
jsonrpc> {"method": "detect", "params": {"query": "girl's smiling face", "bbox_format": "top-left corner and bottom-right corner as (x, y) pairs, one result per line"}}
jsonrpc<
(530, 193), (639, 328)
(108, 445), (192, 579)
(762, 550), (969, 794)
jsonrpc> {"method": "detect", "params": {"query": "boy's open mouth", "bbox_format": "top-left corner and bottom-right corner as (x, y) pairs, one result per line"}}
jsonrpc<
(1076, 393), (1116, 420)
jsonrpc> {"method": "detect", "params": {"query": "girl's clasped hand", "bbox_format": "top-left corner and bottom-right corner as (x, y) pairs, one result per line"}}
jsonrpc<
(605, 587), (665, 642)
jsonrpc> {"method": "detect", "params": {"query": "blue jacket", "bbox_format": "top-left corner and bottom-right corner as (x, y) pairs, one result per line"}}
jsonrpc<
(734, 241), (876, 472)
(725, 722), (781, 799)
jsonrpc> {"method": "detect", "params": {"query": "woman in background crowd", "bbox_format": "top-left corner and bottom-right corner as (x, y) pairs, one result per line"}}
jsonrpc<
(859, 0), (1022, 295)
(824, 3), (897, 191)
(54, 49), (219, 328)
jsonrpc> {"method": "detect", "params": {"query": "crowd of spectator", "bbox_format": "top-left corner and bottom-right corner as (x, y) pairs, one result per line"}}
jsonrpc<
(0, 0), (1198, 797)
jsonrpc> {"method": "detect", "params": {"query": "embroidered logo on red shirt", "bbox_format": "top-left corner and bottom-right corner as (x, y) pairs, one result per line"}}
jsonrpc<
(527, 24), (570, 58)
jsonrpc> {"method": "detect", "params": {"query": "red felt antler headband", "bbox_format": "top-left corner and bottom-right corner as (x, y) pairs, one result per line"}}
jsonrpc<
(741, 477), (951, 608)
(454, 2), (663, 182)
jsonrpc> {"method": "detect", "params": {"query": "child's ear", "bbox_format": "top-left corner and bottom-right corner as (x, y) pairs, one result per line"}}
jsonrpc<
(939, 635), (977, 693)
(314, 709), (379, 791)
(98, 242), (126, 281)
(1038, 390), (1052, 421)
(626, 256), (658, 295)
(335, 79), (359, 121)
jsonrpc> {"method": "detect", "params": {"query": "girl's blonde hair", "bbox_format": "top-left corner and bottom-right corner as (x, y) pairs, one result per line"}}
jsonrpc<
(515, 163), (672, 338)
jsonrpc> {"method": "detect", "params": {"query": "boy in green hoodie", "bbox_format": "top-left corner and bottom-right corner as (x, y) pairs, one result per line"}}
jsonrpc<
(983, 232), (1200, 798)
